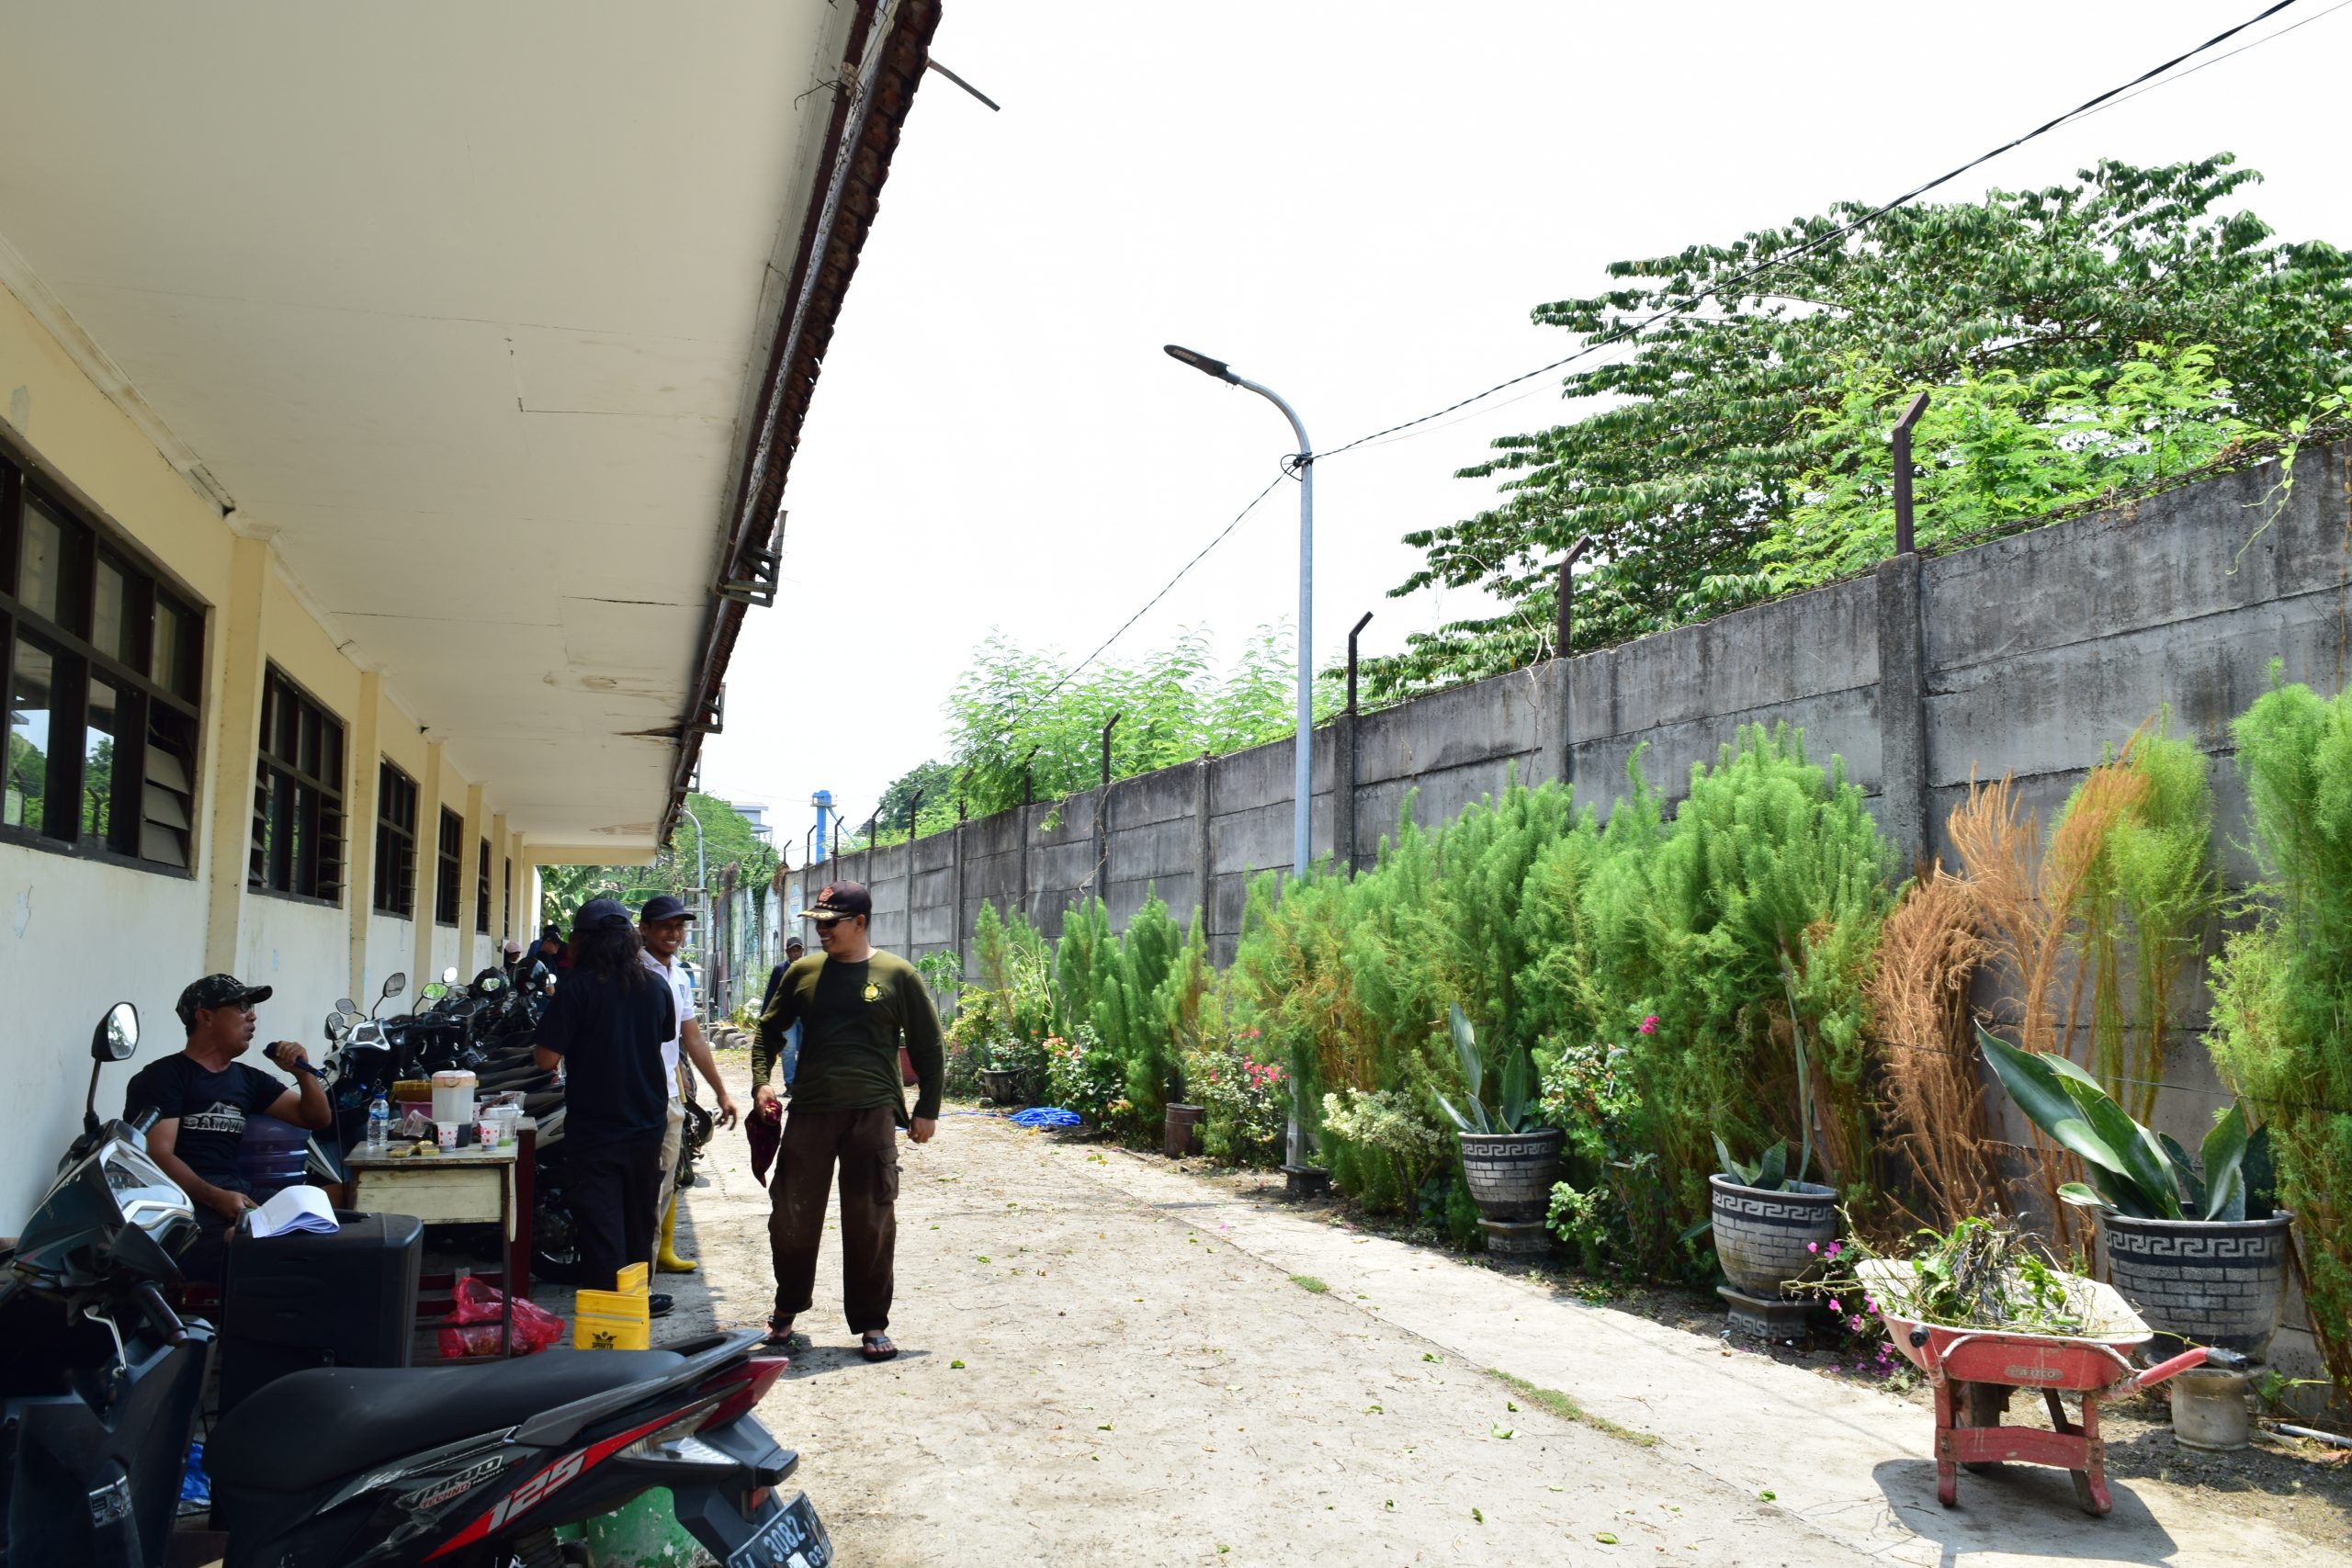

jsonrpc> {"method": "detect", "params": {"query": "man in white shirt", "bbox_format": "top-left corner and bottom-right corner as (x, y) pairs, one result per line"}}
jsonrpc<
(638, 895), (739, 1301)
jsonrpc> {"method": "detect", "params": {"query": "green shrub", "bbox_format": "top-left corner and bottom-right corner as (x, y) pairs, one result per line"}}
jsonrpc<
(2207, 674), (2352, 1403)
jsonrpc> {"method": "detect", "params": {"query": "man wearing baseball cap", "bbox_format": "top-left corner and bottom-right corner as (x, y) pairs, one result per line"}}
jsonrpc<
(124, 974), (333, 1281)
(639, 892), (739, 1281)
(760, 879), (943, 1361)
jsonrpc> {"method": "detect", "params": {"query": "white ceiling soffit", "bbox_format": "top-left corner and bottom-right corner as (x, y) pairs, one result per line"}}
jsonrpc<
(0, 1), (862, 848)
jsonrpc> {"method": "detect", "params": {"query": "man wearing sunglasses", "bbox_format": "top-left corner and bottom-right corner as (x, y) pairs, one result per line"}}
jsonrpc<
(759, 881), (942, 1362)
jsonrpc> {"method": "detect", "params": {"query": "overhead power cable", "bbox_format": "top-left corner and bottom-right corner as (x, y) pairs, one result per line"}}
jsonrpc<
(974, 466), (1294, 749)
(882, 0), (2321, 807)
(1313, 0), (2312, 463)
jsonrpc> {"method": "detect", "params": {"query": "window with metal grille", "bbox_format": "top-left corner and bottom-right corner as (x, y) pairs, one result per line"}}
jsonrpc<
(435, 807), (462, 926)
(1, 453), (205, 870)
(374, 761), (418, 916)
(476, 836), (491, 933)
(250, 667), (345, 900)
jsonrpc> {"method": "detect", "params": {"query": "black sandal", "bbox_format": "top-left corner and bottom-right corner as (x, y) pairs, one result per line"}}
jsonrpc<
(763, 1318), (810, 1354)
(860, 1333), (898, 1362)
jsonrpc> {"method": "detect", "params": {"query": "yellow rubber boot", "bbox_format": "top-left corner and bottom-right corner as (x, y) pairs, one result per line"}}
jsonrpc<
(657, 1190), (697, 1274)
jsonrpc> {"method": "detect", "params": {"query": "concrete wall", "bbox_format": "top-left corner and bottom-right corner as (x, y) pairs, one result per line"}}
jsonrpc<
(875, 439), (2352, 1380)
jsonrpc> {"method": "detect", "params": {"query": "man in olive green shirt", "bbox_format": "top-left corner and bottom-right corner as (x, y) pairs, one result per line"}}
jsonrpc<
(760, 880), (943, 1360)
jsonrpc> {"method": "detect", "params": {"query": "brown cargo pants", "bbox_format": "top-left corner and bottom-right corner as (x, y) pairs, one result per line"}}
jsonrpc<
(767, 1104), (900, 1334)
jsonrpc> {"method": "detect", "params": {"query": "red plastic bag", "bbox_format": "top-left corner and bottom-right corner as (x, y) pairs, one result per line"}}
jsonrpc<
(436, 1274), (564, 1358)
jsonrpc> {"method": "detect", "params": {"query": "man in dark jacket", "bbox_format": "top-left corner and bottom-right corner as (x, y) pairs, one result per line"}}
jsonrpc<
(760, 883), (941, 1361)
(534, 900), (674, 1298)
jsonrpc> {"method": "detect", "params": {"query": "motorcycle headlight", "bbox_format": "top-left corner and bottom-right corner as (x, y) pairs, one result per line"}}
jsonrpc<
(101, 1140), (198, 1254)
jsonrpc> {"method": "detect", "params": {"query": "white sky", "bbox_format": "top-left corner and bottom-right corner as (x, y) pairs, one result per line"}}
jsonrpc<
(702, 0), (2352, 845)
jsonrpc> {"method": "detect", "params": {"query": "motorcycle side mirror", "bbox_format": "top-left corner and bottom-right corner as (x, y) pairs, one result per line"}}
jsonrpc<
(440, 965), (459, 985)
(477, 975), (505, 994)
(324, 1012), (351, 1042)
(382, 973), (408, 1000)
(92, 1001), (139, 1063)
(543, 976), (557, 996)
(420, 981), (449, 1000)
(335, 998), (358, 1015)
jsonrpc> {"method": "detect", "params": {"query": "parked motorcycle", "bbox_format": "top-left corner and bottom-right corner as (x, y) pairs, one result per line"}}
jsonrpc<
(0, 1003), (831, 1568)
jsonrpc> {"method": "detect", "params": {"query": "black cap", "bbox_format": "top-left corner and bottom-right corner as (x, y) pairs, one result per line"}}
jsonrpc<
(176, 974), (273, 1031)
(639, 893), (695, 924)
(796, 880), (871, 921)
(575, 897), (632, 932)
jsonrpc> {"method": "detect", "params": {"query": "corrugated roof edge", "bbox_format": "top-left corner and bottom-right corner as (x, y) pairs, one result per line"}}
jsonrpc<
(662, 0), (944, 845)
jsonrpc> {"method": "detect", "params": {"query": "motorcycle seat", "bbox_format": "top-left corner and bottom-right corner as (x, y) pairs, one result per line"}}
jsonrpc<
(206, 1348), (685, 1494)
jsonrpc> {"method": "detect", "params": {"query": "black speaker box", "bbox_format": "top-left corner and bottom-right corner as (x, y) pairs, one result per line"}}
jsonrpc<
(218, 1211), (423, 1416)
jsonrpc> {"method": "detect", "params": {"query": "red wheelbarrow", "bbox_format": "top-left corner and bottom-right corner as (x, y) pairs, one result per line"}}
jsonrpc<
(1859, 1259), (2244, 1516)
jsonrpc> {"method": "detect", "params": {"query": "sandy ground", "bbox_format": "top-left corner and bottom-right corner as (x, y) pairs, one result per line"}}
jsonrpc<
(639, 1057), (2346, 1566)
(651, 1059), (1875, 1566)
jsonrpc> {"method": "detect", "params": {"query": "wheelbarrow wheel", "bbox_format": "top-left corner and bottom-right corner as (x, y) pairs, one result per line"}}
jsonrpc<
(1961, 1382), (2011, 1474)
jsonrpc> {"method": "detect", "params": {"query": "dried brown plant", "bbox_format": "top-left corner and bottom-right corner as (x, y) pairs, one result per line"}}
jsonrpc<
(1945, 767), (2145, 1250)
(1870, 867), (2001, 1230)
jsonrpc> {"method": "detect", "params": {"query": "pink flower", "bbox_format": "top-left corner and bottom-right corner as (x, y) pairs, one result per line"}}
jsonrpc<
(1806, 1242), (1819, 1255)
(1826, 1241), (1843, 1258)
(1638, 1016), (1658, 1035)
(1828, 1299), (1842, 1314)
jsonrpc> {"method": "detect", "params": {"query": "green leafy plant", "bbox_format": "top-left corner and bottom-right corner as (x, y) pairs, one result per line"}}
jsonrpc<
(1364, 157), (2352, 701)
(1433, 1004), (1541, 1135)
(1980, 1026), (2272, 1221)
(1812, 1215), (2095, 1337)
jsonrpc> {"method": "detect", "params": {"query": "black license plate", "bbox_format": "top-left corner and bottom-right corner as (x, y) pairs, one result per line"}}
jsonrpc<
(728, 1491), (831, 1568)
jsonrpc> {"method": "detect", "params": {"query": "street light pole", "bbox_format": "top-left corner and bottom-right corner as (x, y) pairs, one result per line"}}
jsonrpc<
(1164, 344), (1313, 883)
(1167, 344), (1317, 1176)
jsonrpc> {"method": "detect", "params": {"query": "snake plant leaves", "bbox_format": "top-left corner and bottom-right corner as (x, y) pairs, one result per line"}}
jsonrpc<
(2158, 1132), (2206, 1215)
(1978, 1027), (2149, 1212)
(1448, 1004), (1483, 1104)
(2199, 1103), (2252, 1222)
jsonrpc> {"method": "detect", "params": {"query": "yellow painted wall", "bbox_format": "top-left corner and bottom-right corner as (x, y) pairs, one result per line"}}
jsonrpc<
(0, 277), (521, 1223)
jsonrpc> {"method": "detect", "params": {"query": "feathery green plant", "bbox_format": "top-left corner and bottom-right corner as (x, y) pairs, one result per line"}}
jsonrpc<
(2206, 671), (2352, 1400)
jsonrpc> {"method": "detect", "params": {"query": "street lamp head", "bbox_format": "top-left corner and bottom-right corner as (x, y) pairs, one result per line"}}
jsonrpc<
(1164, 344), (1238, 384)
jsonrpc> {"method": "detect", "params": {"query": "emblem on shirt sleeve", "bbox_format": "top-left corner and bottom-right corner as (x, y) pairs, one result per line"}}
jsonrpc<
(863, 981), (881, 1003)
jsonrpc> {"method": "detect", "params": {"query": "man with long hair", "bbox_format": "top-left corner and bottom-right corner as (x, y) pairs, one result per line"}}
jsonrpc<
(535, 898), (675, 1297)
(761, 881), (942, 1361)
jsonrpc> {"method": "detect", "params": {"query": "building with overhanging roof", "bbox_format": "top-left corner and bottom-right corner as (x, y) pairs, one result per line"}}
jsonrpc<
(0, 0), (942, 1215)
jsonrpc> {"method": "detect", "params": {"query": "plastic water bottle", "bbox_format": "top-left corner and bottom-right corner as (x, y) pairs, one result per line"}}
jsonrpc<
(367, 1096), (391, 1153)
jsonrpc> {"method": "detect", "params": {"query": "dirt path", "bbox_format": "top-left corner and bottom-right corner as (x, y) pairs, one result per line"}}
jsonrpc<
(661, 1062), (1872, 1567)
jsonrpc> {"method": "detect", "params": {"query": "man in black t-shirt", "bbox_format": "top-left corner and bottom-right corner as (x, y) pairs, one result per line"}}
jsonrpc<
(533, 898), (677, 1297)
(125, 973), (334, 1281)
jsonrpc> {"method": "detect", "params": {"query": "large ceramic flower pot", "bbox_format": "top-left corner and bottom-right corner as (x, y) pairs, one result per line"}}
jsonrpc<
(978, 1068), (1025, 1106)
(1709, 1175), (1839, 1297)
(1458, 1129), (1564, 1223)
(2103, 1210), (2296, 1360)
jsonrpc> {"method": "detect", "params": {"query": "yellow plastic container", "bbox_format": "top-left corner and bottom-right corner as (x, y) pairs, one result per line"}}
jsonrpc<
(573, 1312), (652, 1351)
(573, 1288), (651, 1323)
(614, 1262), (650, 1294)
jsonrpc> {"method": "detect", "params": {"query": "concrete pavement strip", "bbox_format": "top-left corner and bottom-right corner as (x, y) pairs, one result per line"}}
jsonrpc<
(1066, 1140), (2324, 1568)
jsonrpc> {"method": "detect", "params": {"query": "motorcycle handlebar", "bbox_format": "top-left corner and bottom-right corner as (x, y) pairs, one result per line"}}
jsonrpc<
(135, 1281), (192, 1348)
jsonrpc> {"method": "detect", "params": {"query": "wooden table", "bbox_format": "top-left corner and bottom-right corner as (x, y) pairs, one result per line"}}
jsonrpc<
(345, 1118), (535, 1358)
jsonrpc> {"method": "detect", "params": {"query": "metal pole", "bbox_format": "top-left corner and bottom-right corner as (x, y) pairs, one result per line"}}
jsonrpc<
(1893, 391), (1930, 556)
(1162, 347), (1313, 881)
(907, 790), (923, 846)
(1555, 536), (1593, 661)
(1100, 712), (1122, 792)
(1165, 344), (1316, 1175)
(1345, 612), (1373, 716)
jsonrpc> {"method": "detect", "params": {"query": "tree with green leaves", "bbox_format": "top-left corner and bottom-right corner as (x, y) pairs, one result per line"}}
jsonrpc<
(935, 625), (1343, 824)
(537, 792), (778, 953)
(1366, 156), (2352, 701)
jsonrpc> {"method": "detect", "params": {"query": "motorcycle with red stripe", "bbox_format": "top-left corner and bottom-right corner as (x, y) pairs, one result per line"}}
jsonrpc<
(0, 1003), (830, 1568)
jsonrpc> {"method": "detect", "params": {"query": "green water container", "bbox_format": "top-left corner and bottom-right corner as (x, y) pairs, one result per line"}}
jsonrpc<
(574, 1488), (714, 1566)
